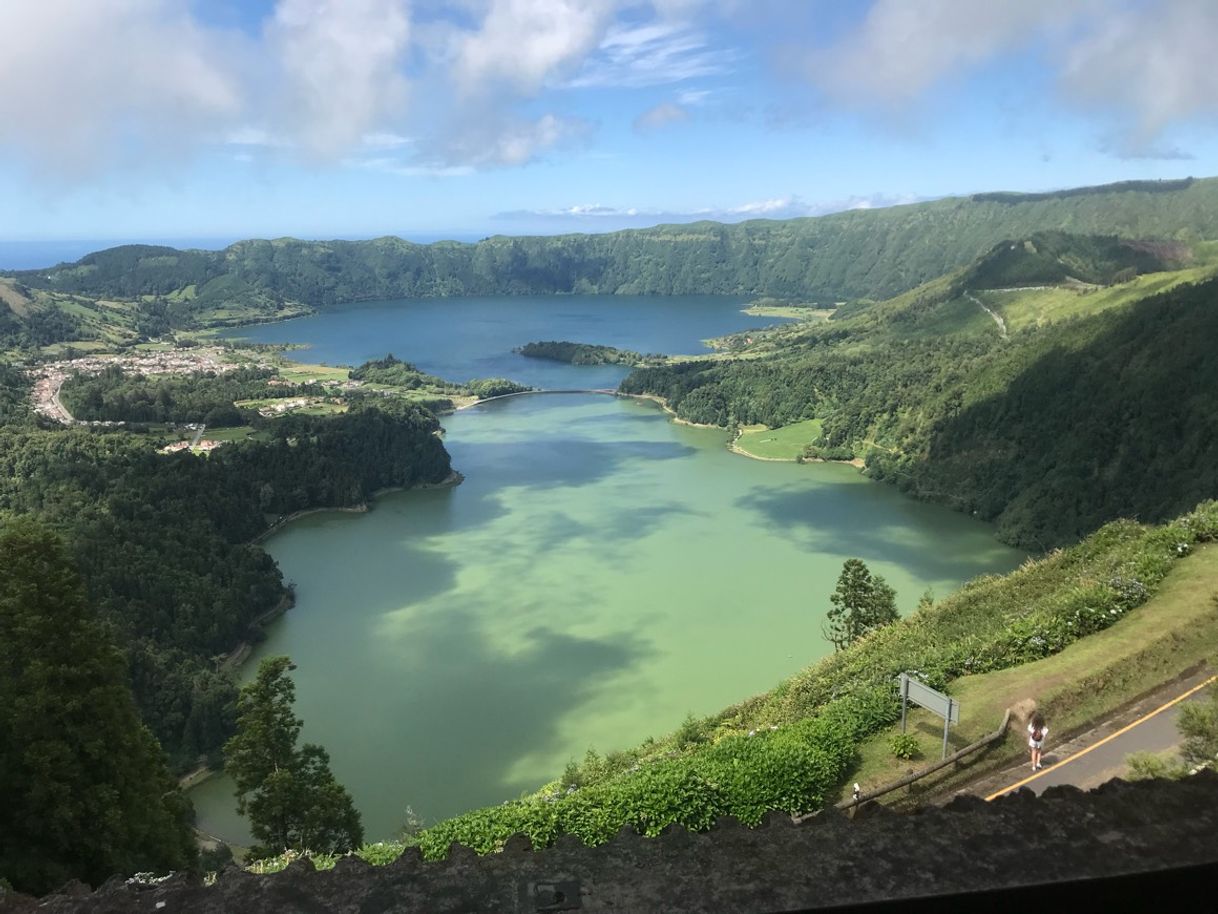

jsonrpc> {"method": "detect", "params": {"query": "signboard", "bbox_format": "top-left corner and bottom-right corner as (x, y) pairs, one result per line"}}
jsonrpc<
(896, 672), (960, 759)
(898, 673), (960, 724)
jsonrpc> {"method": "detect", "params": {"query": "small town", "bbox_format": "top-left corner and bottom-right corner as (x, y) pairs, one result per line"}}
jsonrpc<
(26, 348), (269, 425)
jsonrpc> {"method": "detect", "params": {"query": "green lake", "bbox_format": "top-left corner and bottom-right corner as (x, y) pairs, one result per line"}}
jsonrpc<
(195, 297), (1025, 843)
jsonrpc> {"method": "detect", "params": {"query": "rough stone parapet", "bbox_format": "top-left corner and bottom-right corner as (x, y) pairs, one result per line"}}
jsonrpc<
(5, 772), (1218, 913)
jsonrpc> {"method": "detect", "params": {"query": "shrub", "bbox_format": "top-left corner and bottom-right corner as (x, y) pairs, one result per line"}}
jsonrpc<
(1125, 752), (1188, 781)
(889, 733), (921, 760)
(413, 506), (1209, 863)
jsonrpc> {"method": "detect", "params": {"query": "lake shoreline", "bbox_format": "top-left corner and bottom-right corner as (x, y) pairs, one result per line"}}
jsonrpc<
(626, 392), (867, 469)
(250, 470), (465, 545)
(183, 468), (467, 793)
(188, 295), (1026, 842)
(728, 427), (866, 468)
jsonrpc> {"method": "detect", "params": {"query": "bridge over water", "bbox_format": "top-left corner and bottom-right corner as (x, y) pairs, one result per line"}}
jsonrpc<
(458, 388), (623, 408)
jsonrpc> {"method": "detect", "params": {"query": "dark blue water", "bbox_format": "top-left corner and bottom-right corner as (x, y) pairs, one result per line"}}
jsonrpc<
(221, 295), (773, 389)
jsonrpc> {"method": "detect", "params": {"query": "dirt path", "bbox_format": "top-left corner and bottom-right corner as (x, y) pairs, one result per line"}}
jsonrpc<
(966, 291), (1007, 338)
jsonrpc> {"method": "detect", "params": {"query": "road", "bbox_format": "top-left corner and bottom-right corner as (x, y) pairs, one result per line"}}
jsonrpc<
(976, 670), (1215, 801)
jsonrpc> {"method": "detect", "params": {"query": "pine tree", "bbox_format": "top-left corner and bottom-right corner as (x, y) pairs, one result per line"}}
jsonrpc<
(0, 519), (196, 895)
(822, 558), (899, 651)
(224, 656), (364, 858)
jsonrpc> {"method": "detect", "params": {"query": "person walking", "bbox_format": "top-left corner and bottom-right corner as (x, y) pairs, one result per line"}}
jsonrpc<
(1027, 712), (1048, 771)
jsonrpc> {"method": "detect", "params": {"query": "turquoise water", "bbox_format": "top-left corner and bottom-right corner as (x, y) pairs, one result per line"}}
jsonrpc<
(194, 297), (1025, 844)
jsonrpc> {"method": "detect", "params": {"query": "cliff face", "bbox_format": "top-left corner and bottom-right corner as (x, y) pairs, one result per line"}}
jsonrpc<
(7, 772), (1218, 913)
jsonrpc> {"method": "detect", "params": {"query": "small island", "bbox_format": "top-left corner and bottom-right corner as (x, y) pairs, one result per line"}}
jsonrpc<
(515, 340), (659, 367)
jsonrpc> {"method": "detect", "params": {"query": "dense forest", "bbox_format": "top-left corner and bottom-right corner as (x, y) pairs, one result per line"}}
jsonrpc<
(0, 520), (198, 894)
(516, 341), (650, 366)
(60, 366), (320, 425)
(622, 269), (1218, 550)
(6, 178), (1218, 337)
(0, 396), (452, 766)
(349, 354), (463, 390)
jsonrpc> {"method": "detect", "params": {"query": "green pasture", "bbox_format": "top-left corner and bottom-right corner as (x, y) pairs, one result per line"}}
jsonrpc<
(735, 419), (823, 459)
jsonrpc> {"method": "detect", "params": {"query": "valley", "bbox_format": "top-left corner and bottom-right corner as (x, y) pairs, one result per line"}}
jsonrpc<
(4, 176), (1218, 888)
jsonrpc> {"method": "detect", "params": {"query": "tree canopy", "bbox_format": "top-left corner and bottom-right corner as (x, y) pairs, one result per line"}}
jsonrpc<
(224, 657), (364, 859)
(823, 559), (899, 651)
(0, 520), (196, 894)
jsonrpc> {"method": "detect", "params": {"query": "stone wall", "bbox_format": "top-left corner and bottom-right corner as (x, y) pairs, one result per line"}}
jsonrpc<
(5, 772), (1218, 913)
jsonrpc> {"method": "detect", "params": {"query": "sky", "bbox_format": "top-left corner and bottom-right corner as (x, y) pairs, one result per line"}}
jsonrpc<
(2, 0), (1218, 250)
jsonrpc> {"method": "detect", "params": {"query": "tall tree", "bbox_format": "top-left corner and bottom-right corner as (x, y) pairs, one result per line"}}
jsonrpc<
(822, 559), (899, 651)
(0, 519), (196, 895)
(224, 657), (363, 859)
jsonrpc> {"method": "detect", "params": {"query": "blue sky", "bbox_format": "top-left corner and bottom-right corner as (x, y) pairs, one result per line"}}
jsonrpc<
(1, 0), (1216, 247)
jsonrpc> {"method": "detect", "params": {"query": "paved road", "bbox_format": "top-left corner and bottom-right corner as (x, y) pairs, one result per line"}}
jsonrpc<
(961, 668), (1215, 802)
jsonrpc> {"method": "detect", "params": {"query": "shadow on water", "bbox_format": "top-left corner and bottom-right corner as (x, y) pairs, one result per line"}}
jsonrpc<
(733, 482), (1023, 580)
(453, 436), (698, 492)
(365, 606), (657, 829)
(469, 499), (705, 565)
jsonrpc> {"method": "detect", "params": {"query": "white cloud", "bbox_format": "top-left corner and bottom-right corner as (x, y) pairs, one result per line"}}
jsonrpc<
(361, 132), (415, 150)
(496, 191), (924, 225)
(676, 88), (714, 107)
(349, 157), (474, 177)
(1060, 0), (1218, 142)
(0, 0), (731, 182)
(791, 0), (1218, 154)
(567, 21), (730, 88)
(727, 196), (801, 216)
(634, 102), (690, 132)
(798, 0), (1094, 105)
(224, 127), (293, 148)
(453, 0), (618, 95)
(266, 0), (412, 158)
(434, 113), (595, 167)
(0, 0), (244, 177)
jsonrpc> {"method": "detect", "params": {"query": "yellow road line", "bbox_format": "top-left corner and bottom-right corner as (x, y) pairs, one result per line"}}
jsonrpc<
(984, 674), (1217, 801)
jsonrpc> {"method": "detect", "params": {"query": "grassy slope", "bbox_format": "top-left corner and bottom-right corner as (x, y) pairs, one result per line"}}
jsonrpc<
(841, 542), (1218, 801)
(972, 239), (1218, 332)
(735, 419), (823, 459)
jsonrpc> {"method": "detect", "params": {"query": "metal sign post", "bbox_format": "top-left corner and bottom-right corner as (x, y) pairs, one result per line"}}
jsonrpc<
(896, 672), (960, 760)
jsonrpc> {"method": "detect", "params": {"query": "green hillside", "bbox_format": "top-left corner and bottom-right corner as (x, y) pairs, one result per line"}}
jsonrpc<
(960, 230), (1188, 289)
(378, 503), (1218, 862)
(621, 233), (1218, 550)
(7, 177), (1218, 337)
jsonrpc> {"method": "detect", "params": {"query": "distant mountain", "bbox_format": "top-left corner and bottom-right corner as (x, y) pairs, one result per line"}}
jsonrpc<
(8, 177), (1218, 328)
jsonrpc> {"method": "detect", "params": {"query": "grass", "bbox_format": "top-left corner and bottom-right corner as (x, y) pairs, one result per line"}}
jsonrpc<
(292, 402), (347, 417)
(735, 419), (823, 460)
(837, 542), (1218, 804)
(977, 247), (1218, 333)
(274, 360), (351, 384)
(204, 426), (268, 443)
(742, 304), (837, 321)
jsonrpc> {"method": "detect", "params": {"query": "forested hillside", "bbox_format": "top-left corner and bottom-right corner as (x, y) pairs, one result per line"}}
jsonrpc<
(959, 230), (1187, 289)
(8, 178), (1218, 333)
(622, 246), (1218, 550)
(0, 396), (453, 766)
